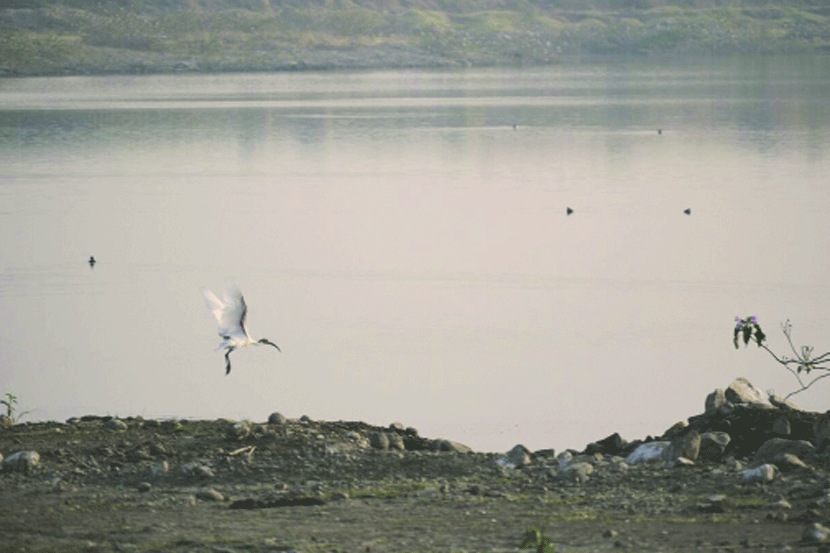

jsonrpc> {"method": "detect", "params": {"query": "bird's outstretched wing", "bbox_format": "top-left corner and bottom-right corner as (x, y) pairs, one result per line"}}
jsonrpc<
(202, 280), (248, 339)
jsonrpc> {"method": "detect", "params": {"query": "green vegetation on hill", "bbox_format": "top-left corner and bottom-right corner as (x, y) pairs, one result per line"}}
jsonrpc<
(1, 1), (828, 76)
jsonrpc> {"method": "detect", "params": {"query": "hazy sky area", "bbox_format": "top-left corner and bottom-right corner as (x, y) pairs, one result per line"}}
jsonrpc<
(1, 57), (829, 452)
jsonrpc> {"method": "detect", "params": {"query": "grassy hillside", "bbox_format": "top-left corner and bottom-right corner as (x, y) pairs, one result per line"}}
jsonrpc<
(1, 1), (829, 75)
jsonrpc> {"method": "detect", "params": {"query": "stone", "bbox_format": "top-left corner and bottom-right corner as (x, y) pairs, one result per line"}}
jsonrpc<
(299, 415), (312, 423)
(814, 415), (830, 450)
(555, 451), (573, 470)
(496, 444), (531, 469)
(182, 462), (214, 479)
(742, 463), (776, 483)
(137, 482), (152, 493)
(773, 453), (809, 472)
(267, 412), (287, 425)
(387, 433), (405, 451)
(769, 395), (799, 411)
(105, 418), (128, 431)
(725, 377), (772, 407)
(772, 416), (791, 436)
(0, 414), (13, 428)
(724, 456), (744, 471)
(389, 422), (405, 432)
(662, 421), (688, 439)
(802, 522), (830, 544)
(754, 438), (815, 464)
(369, 432), (390, 450)
(585, 433), (626, 456)
(150, 460), (169, 478)
(196, 488), (225, 502)
(664, 429), (700, 462)
(560, 462), (594, 483)
(769, 498), (792, 510)
(699, 431), (731, 461)
(698, 494), (729, 513)
(705, 389), (727, 415)
(431, 439), (472, 454)
(161, 419), (183, 432)
(3, 451), (40, 473)
(626, 442), (670, 465)
(227, 420), (251, 440)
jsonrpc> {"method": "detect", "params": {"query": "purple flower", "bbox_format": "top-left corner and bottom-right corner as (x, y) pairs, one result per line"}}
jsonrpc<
(749, 315), (758, 325)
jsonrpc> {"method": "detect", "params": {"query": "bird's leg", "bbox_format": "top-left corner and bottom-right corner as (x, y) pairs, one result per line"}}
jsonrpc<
(224, 347), (235, 375)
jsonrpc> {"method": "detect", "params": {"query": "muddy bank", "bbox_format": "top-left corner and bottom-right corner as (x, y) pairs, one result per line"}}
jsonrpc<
(1, 379), (829, 552)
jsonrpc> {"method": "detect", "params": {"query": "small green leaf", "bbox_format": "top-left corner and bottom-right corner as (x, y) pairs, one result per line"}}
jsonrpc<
(742, 325), (752, 346)
(754, 326), (766, 346)
(522, 529), (541, 549)
(539, 535), (554, 553)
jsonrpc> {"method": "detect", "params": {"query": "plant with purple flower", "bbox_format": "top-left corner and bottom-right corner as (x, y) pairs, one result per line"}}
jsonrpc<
(733, 315), (766, 349)
(733, 315), (830, 399)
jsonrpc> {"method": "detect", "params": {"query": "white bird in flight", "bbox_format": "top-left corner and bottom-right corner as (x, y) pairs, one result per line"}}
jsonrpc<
(202, 281), (281, 375)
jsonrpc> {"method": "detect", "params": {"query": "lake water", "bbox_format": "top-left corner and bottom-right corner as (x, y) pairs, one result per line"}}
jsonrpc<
(1, 56), (829, 453)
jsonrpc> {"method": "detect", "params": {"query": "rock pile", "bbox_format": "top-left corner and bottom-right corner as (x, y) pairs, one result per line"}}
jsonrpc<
(0, 378), (827, 551)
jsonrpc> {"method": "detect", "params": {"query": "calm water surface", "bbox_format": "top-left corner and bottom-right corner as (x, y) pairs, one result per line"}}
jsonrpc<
(1, 56), (829, 452)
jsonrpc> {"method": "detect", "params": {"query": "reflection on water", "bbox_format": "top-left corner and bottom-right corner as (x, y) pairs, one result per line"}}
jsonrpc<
(1, 56), (829, 452)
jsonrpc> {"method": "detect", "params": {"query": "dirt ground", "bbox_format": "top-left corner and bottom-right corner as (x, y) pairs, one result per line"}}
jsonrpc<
(0, 416), (827, 552)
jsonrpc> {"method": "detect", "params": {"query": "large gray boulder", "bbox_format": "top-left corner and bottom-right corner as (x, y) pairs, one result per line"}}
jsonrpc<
(497, 444), (531, 469)
(626, 442), (669, 465)
(704, 389), (727, 415)
(664, 430), (701, 462)
(560, 462), (594, 483)
(3, 451), (40, 473)
(699, 431), (731, 461)
(725, 377), (773, 408)
(754, 438), (815, 464)
(814, 414), (830, 450)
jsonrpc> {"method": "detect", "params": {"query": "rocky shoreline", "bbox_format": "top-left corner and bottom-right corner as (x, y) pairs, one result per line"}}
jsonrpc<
(1, 378), (829, 552)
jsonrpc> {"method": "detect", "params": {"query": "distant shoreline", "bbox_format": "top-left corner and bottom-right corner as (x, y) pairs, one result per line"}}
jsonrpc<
(2, 2), (828, 79)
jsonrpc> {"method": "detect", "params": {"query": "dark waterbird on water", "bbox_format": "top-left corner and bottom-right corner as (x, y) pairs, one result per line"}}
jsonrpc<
(202, 281), (281, 375)
(88, 256), (96, 268)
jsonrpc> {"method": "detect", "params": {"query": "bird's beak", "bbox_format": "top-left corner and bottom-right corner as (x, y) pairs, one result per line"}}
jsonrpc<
(261, 339), (281, 351)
